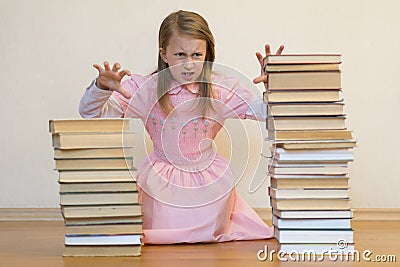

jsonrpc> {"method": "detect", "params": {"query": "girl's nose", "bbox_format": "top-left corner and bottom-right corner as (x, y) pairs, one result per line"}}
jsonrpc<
(183, 59), (194, 70)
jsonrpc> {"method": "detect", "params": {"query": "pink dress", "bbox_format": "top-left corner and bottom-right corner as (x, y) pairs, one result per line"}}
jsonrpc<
(79, 74), (273, 244)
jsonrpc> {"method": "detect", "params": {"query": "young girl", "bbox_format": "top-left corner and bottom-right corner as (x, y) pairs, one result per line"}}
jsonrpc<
(79, 10), (284, 244)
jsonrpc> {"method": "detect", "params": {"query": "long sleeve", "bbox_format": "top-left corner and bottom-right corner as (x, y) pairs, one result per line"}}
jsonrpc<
(245, 96), (267, 122)
(217, 75), (267, 122)
(78, 79), (124, 118)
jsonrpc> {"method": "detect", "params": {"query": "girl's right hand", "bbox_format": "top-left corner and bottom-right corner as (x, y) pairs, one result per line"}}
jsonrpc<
(93, 61), (132, 99)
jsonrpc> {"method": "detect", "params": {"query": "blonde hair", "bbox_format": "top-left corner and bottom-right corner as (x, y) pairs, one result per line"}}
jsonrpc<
(157, 10), (215, 115)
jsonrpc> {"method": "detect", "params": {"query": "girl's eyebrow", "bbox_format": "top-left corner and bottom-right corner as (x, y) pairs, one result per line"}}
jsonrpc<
(174, 51), (203, 54)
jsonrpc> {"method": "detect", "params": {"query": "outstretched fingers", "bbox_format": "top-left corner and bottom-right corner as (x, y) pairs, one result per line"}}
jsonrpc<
(253, 44), (285, 85)
(93, 64), (104, 74)
(112, 63), (121, 72)
(253, 74), (268, 84)
(276, 45), (285, 55)
(92, 61), (133, 98)
(264, 44), (285, 56)
(104, 61), (111, 71)
(120, 68), (133, 98)
(119, 69), (132, 79)
(265, 44), (271, 56)
(256, 52), (264, 67)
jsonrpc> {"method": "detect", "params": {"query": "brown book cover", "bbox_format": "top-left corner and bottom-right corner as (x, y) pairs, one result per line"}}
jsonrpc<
(268, 116), (346, 131)
(59, 170), (136, 183)
(64, 216), (143, 226)
(264, 90), (341, 103)
(270, 177), (349, 189)
(264, 54), (342, 65)
(265, 63), (340, 72)
(268, 102), (344, 116)
(60, 192), (139, 206)
(52, 132), (135, 149)
(274, 139), (357, 150)
(49, 118), (132, 133)
(267, 130), (353, 141)
(267, 71), (341, 90)
(55, 158), (134, 170)
(54, 147), (134, 159)
(61, 205), (142, 219)
(59, 182), (137, 193)
(63, 245), (141, 257)
(65, 223), (143, 235)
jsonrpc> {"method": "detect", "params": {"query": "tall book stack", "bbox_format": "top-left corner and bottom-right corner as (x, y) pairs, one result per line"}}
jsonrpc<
(49, 118), (142, 256)
(264, 54), (356, 254)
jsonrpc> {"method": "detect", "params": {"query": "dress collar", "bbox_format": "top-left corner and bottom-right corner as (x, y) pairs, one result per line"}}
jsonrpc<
(168, 82), (199, 95)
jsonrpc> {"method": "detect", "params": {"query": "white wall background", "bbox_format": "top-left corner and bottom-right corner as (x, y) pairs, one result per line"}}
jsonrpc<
(1, 0), (399, 208)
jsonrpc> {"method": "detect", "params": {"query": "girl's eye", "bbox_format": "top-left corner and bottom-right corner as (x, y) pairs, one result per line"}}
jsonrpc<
(194, 53), (202, 58)
(175, 53), (185, 57)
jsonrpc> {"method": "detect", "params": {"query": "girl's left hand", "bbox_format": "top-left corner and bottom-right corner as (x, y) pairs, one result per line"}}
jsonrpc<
(253, 44), (284, 86)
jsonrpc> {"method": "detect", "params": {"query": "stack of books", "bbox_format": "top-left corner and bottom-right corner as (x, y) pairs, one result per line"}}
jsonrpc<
(264, 54), (356, 254)
(49, 118), (142, 256)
